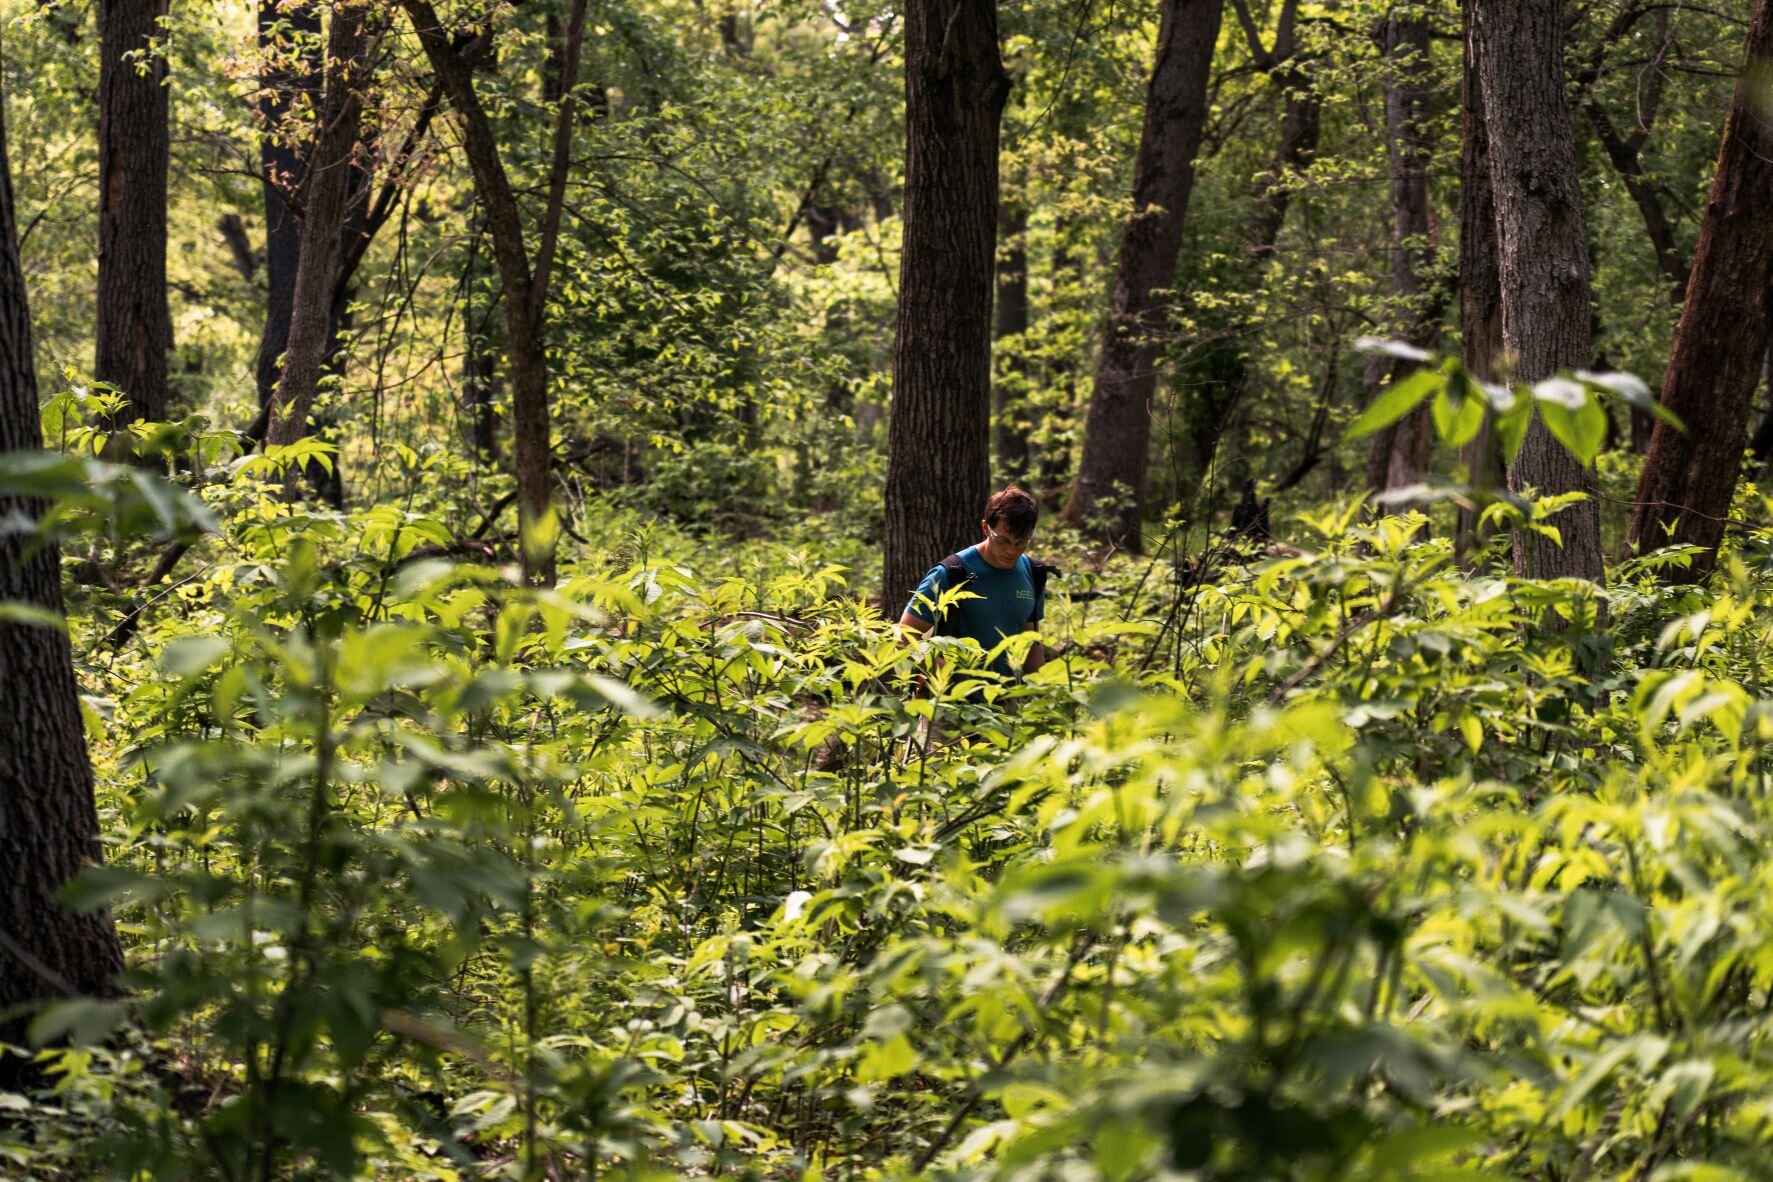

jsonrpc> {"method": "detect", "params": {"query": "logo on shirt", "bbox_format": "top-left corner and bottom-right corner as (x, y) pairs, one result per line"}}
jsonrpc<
(1017, 589), (1034, 599)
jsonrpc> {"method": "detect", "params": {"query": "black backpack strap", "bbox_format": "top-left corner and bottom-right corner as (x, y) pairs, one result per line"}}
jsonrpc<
(931, 554), (974, 635)
(940, 553), (973, 587)
(1028, 558), (1062, 622)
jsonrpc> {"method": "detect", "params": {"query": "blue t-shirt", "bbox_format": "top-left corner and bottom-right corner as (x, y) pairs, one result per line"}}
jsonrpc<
(904, 546), (1044, 674)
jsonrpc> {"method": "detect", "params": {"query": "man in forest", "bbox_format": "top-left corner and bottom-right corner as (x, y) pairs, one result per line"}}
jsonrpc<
(897, 487), (1049, 678)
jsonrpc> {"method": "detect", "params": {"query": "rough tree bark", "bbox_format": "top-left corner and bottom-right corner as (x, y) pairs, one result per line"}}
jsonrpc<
(879, 0), (1009, 608)
(1471, 0), (1605, 581)
(1455, 6), (1505, 560)
(266, 1), (372, 450)
(1629, 0), (1773, 579)
(993, 197), (1030, 481)
(1364, 12), (1436, 498)
(404, 0), (587, 586)
(254, 0), (322, 414)
(0, 89), (126, 1087)
(95, 0), (172, 424)
(1061, 0), (1223, 549)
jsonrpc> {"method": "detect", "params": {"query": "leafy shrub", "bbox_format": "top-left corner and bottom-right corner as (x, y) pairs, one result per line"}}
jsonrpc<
(9, 379), (1773, 1179)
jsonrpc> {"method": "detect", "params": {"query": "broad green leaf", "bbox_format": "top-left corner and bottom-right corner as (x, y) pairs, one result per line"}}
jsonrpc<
(1345, 369), (1441, 442)
(27, 1000), (130, 1048)
(855, 1034), (918, 1082)
(159, 635), (229, 677)
(1495, 395), (1533, 462)
(0, 601), (67, 631)
(1539, 393), (1607, 465)
(1432, 370), (1487, 448)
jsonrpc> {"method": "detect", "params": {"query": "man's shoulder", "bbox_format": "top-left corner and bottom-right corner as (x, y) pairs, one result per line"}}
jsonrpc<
(955, 545), (990, 573)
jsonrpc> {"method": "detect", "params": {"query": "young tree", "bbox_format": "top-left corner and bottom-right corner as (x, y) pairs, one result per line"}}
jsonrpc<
(95, 0), (173, 424)
(1629, 0), (1773, 578)
(1364, 11), (1437, 497)
(265, 0), (374, 451)
(0, 83), (125, 1085)
(403, 0), (589, 586)
(1236, 0), (1317, 256)
(1062, 0), (1223, 549)
(880, 0), (1010, 608)
(1470, 0), (1605, 581)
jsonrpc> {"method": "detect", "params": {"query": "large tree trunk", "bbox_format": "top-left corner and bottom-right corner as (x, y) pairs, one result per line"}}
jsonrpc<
(1062, 0), (1222, 549)
(95, 0), (172, 425)
(1471, 0), (1605, 581)
(1455, 6), (1505, 560)
(1628, 0), (1773, 579)
(1364, 12), (1436, 498)
(265, 1), (372, 450)
(993, 197), (1030, 481)
(879, 0), (1009, 609)
(0, 90), (126, 1087)
(253, 0), (322, 414)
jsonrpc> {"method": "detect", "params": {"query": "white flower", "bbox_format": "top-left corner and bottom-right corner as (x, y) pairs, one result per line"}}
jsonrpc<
(1353, 336), (1433, 364)
(1575, 369), (1653, 407)
(1531, 377), (1587, 409)
(1482, 382), (1516, 413)
(783, 890), (813, 922)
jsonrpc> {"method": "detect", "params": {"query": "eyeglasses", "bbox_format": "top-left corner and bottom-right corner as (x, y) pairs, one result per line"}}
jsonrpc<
(986, 524), (1033, 550)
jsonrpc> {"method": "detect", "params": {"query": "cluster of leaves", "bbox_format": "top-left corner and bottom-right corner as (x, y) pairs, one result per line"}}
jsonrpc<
(8, 380), (1773, 1179)
(1345, 338), (1681, 469)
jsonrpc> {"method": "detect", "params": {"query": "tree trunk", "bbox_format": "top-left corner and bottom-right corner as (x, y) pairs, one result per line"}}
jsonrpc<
(993, 198), (1030, 481)
(0, 90), (125, 1087)
(1062, 0), (1223, 549)
(253, 0), (322, 413)
(1471, 0), (1604, 581)
(266, 3), (371, 452)
(95, 0), (172, 424)
(1455, 5), (1505, 560)
(1629, 0), (1773, 579)
(879, 0), (1009, 609)
(405, 0), (587, 586)
(1588, 105), (1689, 304)
(1251, 66), (1320, 255)
(1364, 13), (1436, 498)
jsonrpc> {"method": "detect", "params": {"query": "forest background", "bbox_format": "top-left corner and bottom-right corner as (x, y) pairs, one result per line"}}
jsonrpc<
(5, 0), (1773, 1177)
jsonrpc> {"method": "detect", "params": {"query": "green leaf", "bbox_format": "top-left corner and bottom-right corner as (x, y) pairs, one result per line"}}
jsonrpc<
(1495, 396), (1533, 463)
(1345, 369), (1440, 442)
(855, 1034), (918, 1082)
(61, 864), (174, 913)
(1539, 393), (1607, 465)
(27, 1000), (130, 1048)
(1432, 370), (1487, 448)
(159, 635), (229, 677)
(0, 601), (67, 631)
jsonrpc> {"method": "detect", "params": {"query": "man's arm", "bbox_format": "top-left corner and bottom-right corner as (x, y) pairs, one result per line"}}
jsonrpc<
(1022, 622), (1046, 674)
(899, 610), (933, 634)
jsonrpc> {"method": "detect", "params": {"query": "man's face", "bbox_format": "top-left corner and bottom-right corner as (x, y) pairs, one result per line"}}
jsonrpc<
(979, 518), (1032, 568)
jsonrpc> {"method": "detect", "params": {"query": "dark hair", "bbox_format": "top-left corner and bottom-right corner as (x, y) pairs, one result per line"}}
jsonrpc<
(984, 487), (1039, 534)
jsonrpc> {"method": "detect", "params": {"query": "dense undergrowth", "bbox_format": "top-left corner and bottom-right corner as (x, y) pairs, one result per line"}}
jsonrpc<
(7, 428), (1773, 1180)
